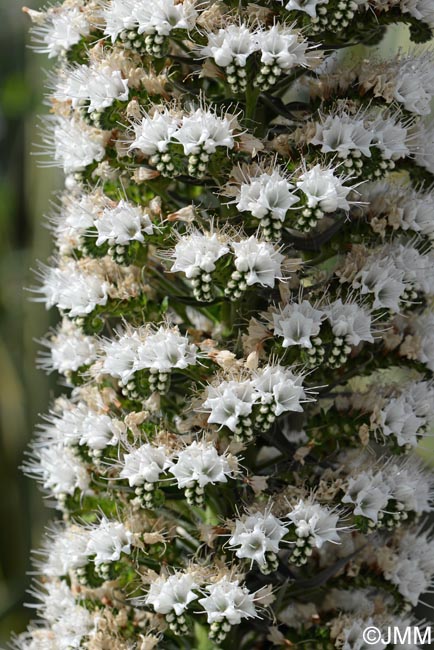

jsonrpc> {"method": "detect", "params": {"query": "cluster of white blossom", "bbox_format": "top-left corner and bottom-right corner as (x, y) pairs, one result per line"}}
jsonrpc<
(17, 0), (434, 648)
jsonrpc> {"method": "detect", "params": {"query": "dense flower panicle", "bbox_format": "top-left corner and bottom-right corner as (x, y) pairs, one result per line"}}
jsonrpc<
(18, 0), (434, 648)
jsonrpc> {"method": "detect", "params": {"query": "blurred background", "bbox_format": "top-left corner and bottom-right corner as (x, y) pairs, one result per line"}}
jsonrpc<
(0, 0), (60, 641)
(0, 1), (432, 644)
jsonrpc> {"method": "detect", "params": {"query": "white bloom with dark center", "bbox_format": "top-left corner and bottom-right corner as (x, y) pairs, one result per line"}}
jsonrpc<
(171, 232), (229, 278)
(86, 518), (132, 566)
(296, 165), (353, 212)
(272, 301), (325, 348)
(252, 365), (308, 415)
(130, 109), (179, 156)
(135, 327), (198, 372)
(324, 299), (374, 346)
(203, 379), (258, 432)
(311, 114), (373, 158)
(169, 441), (234, 489)
(232, 237), (284, 287)
(120, 444), (170, 486)
(145, 573), (199, 616)
(40, 318), (98, 374)
(52, 117), (106, 174)
(281, 0), (329, 18)
(174, 108), (235, 155)
(256, 24), (311, 71)
(198, 578), (258, 625)
(342, 471), (391, 523)
(95, 200), (153, 246)
(229, 511), (288, 565)
(199, 24), (258, 68)
(287, 500), (341, 548)
(31, 7), (90, 58)
(236, 170), (299, 222)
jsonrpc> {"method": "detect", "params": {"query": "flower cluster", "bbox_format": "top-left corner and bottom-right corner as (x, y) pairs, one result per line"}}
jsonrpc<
(17, 1), (434, 649)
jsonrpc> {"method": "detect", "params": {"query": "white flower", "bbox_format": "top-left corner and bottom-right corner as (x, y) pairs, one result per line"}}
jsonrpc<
(136, 0), (198, 36)
(43, 526), (90, 576)
(198, 578), (258, 625)
(310, 113), (373, 158)
(86, 518), (132, 566)
(256, 24), (311, 71)
(39, 318), (98, 374)
(232, 237), (284, 287)
(342, 471), (391, 523)
(392, 55), (434, 115)
(145, 573), (199, 615)
(95, 200), (153, 246)
(379, 396), (421, 447)
(26, 445), (90, 497)
(252, 365), (308, 415)
(412, 312), (434, 371)
(31, 7), (90, 58)
(52, 191), (100, 255)
(386, 461), (432, 514)
(414, 122), (434, 173)
(281, 0), (329, 18)
(55, 63), (129, 114)
(296, 165), (353, 212)
(402, 0), (434, 27)
(38, 580), (76, 623)
(52, 117), (106, 174)
(199, 24), (258, 68)
(170, 232), (229, 278)
(102, 332), (141, 384)
(103, 0), (138, 42)
(324, 299), (374, 346)
(236, 170), (299, 222)
(37, 261), (109, 317)
(174, 108), (235, 155)
(130, 109), (179, 156)
(169, 441), (234, 489)
(79, 411), (123, 450)
(135, 326), (198, 372)
(341, 618), (387, 650)
(229, 511), (288, 565)
(272, 301), (325, 348)
(203, 379), (257, 432)
(120, 444), (170, 486)
(287, 500), (341, 548)
(370, 114), (410, 160)
(354, 254), (406, 312)
(52, 604), (94, 650)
